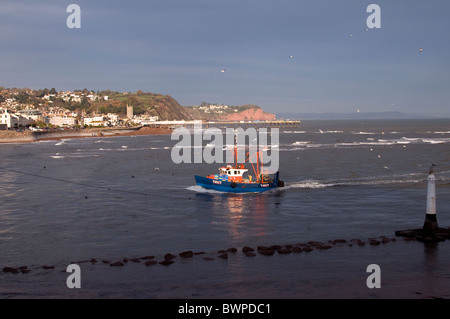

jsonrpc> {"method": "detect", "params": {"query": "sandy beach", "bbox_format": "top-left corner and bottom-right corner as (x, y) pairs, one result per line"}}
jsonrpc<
(0, 126), (173, 144)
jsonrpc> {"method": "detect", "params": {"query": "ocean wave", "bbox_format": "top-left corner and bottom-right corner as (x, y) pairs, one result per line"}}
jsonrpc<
(422, 138), (448, 144)
(292, 141), (311, 146)
(352, 131), (377, 135)
(278, 136), (450, 151)
(51, 154), (100, 159)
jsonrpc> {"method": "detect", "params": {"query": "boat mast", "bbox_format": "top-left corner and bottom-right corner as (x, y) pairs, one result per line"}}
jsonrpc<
(256, 149), (260, 182)
(260, 150), (263, 179)
(234, 133), (238, 168)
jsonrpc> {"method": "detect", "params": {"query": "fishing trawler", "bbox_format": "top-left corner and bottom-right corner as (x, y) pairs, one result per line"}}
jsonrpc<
(194, 141), (284, 193)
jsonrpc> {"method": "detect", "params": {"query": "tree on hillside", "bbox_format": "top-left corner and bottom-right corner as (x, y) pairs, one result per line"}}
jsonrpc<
(15, 91), (30, 104)
(36, 88), (50, 97)
(80, 96), (90, 110)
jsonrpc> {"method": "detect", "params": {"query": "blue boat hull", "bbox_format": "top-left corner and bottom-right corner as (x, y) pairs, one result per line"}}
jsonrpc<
(194, 173), (281, 193)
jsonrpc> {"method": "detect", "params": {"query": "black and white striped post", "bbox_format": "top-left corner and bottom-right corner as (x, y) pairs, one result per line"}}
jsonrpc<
(395, 164), (450, 242)
(423, 164), (438, 232)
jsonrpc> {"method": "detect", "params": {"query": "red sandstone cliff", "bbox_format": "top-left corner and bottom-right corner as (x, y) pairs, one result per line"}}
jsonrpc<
(223, 107), (276, 121)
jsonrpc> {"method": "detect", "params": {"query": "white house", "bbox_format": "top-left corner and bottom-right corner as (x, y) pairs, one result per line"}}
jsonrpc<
(0, 108), (31, 128)
(83, 116), (105, 127)
(49, 116), (76, 127)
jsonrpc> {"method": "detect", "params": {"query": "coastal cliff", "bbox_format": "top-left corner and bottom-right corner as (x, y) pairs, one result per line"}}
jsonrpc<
(182, 103), (276, 122)
(221, 107), (276, 121)
(147, 96), (276, 122)
(1, 88), (276, 122)
(101, 92), (276, 121)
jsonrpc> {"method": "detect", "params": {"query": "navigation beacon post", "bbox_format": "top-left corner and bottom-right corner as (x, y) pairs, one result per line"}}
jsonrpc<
(395, 164), (450, 242)
(423, 164), (438, 232)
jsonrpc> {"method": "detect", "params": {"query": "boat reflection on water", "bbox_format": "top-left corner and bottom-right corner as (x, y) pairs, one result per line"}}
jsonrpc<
(223, 195), (270, 240)
(194, 191), (282, 244)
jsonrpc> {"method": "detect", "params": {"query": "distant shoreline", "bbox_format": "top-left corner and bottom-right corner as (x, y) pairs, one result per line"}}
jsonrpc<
(0, 126), (173, 144)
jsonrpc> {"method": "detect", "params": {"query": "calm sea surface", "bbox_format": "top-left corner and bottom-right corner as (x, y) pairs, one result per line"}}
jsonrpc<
(1, 119), (450, 299)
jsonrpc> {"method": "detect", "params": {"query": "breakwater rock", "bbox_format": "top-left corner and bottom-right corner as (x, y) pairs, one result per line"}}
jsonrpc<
(395, 228), (450, 243)
(1, 236), (398, 275)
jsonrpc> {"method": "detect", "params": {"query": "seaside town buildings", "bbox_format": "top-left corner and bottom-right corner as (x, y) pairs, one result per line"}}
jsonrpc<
(0, 108), (30, 130)
(0, 89), (159, 130)
(1, 88), (262, 131)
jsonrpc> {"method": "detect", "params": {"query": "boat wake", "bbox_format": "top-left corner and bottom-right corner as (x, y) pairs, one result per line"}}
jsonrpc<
(186, 185), (284, 195)
(189, 170), (450, 193)
(285, 172), (438, 190)
(186, 185), (224, 194)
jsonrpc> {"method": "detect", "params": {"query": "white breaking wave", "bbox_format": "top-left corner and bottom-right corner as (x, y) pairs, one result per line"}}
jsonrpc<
(422, 138), (448, 144)
(292, 141), (311, 146)
(353, 131), (377, 135)
(279, 136), (450, 151)
(283, 131), (306, 134)
(51, 154), (100, 159)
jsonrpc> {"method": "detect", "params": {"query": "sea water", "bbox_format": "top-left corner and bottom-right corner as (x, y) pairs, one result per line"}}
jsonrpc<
(1, 119), (450, 298)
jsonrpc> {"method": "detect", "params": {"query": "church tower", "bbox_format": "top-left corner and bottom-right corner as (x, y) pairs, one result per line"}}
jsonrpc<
(127, 102), (133, 119)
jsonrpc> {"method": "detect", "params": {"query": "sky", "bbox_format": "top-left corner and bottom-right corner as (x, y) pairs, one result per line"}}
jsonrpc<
(1, 0), (449, 115)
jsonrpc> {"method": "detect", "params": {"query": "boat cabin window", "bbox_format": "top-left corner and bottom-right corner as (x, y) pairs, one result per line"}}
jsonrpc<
(219, 168), (248, 176)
